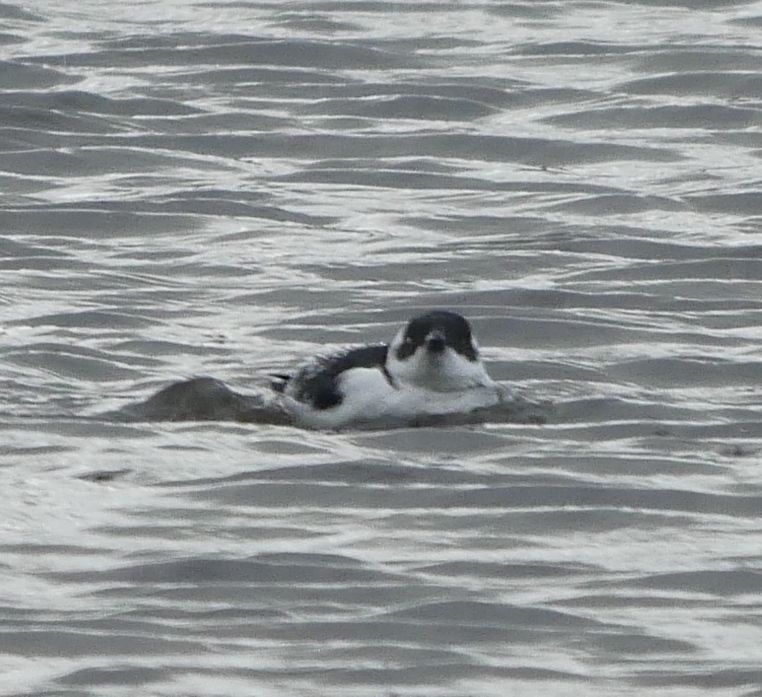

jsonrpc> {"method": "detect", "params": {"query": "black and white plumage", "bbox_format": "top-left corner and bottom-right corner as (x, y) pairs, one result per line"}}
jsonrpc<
(272, 310), (509, 429)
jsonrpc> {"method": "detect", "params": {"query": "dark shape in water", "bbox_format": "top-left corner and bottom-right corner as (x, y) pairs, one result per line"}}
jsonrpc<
(77, 468), (132, 483)
(116, 376), (290, 424)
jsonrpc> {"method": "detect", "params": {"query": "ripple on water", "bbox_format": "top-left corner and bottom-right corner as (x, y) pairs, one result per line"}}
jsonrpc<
(1, 1), (762, 696)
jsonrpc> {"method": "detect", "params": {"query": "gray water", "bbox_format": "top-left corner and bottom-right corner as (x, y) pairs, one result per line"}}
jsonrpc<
(2, 0), (762, 695)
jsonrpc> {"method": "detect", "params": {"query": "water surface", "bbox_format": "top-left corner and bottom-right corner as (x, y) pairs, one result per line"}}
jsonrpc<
(1, 1), (761, 695)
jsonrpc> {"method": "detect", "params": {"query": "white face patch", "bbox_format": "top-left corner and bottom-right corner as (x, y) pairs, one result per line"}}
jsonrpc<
(387, 326), (494, 392)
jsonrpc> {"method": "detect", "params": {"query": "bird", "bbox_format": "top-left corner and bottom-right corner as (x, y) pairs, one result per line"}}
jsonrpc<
(270, 310), (509, 429)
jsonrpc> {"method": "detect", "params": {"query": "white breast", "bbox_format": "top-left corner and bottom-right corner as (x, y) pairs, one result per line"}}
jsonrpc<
(282, 365), (503, 429)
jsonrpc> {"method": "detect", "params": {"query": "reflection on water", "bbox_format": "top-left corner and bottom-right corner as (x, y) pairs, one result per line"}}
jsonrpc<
(1, 0), (761, 695)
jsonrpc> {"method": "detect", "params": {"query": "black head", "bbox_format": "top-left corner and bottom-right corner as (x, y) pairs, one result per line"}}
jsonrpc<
(394, 310), (478, 362)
